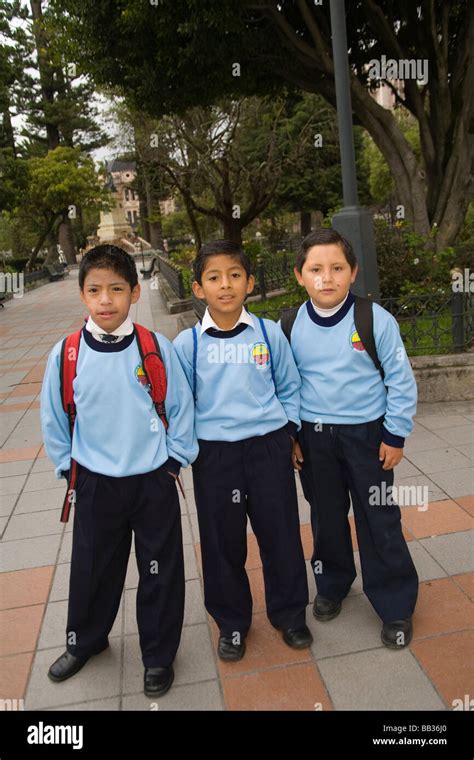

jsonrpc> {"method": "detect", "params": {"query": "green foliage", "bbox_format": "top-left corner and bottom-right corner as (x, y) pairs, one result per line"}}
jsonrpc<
(6, 147), (110, 266)
(50, 0), (473, 248)
(169, 245), (196, 268)
(373, 221), (458, 299)
(242, 239), (266, 266)
(162, 211), (192, 240)
(181, 268), (192, 296)
(15, 147), (109, 224)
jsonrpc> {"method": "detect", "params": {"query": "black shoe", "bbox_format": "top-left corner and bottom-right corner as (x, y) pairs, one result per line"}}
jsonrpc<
(281, 625), (313, 649)
(381, 619), (413, 649)
(47, 643), (109, 682)
(144, 666), (174, 698)
(312, 595), (342, 621)
(217, 635), (246, 662)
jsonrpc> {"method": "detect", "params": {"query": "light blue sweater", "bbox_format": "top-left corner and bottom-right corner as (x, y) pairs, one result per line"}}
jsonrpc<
(173, 315), (301, 442)
(289, 294), (417, 446)
(40, 327), (198, 478)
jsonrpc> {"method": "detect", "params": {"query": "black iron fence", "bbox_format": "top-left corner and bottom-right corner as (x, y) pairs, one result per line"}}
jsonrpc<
(380, 291), (473, 355)
(252, 251), (296, 299)
(156, 254), (187, 299)
(158, 249), (296, 302)
(193, 290), (474, 356)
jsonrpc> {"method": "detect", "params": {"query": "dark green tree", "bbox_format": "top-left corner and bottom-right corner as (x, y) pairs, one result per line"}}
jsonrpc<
(51, 0), (473, 251)
(114, 95), (335, 245)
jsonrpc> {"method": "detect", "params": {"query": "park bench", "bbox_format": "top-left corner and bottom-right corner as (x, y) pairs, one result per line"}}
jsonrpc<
(140, 257), (157, 280)
(45, 263), (65, 281)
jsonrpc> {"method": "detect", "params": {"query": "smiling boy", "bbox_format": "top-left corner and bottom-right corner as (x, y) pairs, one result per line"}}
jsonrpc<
(173, 240), (312, 660)
(40, 245), (198, 696)
(286, 228), (419, 648)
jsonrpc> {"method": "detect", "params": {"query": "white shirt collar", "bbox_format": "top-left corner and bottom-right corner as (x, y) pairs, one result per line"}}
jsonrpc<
(86, 315), (134, 343)
(200, 306), (255, 335)
(310, 292), (349, 318)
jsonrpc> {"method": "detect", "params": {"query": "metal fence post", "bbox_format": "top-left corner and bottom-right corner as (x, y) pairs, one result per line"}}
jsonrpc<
(177, 269), (185, 300)
(257, 254), (266, 301)
(451, 291), (464, 353)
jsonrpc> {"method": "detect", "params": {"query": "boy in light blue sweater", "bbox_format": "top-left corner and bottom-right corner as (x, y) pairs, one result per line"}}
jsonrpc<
(288, 228), (418, 648)
(173, 240), (311, 661)
(41, 245), (198, 696)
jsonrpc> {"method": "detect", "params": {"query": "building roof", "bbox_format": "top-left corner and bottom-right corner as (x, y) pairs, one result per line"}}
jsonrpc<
(107, 159), (136, 173)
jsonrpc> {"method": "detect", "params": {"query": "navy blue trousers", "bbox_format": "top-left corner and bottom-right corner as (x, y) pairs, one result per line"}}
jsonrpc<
(67, 463), (184, 667)
(299, 418), (418, 623)
(192, 425), (309, 637)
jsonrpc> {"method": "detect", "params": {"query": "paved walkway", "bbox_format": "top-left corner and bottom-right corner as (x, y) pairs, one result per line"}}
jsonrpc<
(0, 271), (473, 711)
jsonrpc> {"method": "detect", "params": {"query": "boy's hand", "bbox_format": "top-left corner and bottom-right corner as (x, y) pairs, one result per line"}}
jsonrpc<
(292, 440), (304, 471)
(379, 443), (404, 470)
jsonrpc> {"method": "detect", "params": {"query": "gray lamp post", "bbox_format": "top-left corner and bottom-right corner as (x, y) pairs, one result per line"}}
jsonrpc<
(329, 0), (380, 301)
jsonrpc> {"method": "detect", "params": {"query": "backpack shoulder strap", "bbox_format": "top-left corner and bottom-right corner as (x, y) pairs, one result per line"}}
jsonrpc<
(134, 323), (168, 430)
(59, 328), (82, 524)
(280, 307), (299, 344)
(59, 329), (82, 433)
(191, 325), (198, 401)
(257, 316), (276, 388)
(353, 296), (385, 381)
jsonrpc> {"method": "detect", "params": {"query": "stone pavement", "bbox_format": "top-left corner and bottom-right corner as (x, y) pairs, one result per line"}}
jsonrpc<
(0, 270), (473, 712)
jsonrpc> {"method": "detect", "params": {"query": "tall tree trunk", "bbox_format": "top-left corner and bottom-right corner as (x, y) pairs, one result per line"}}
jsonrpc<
(144, 172), (164, 250)
(139, 197), (150, 242)
(300, 211), (312, 236)
(2, 103), (16, 155)
(222, 217), (243, 243)
(181, 196), (202, 249)
(28, 214), (59, 269)
(58, 217), (77, 264)
(30, 0), (60, 151)
(44, 231), (58, 263)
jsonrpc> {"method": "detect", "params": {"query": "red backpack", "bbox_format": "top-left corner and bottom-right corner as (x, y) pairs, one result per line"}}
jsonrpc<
(59, 323), (168, 522)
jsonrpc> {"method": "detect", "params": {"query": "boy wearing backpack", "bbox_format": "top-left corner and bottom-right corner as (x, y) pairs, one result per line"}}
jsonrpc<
(286, 229), (418, 648)
(40, 245), (198, 697)
(173, 240), (312, 661)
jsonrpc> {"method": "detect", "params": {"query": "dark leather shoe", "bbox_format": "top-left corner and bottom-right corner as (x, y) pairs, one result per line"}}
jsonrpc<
(282, 625), (313, 649)
(217, 635), (246, 662)
(144, 666), (174, 698)
(313, 595), (342, 621)
(48, 643), (109, 682)
(381, 619), (413, 649)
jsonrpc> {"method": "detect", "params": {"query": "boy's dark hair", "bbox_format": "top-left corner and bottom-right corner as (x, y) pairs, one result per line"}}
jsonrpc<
(193, 240), (251, 284)
(79, 244), (138, 290)
(295, 228), (358, 272)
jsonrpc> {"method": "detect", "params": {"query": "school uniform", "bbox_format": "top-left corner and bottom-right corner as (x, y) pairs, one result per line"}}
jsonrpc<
(289, 291), (419, 623)
(41, 316), (198, 667)
(173, 308), (308, 637)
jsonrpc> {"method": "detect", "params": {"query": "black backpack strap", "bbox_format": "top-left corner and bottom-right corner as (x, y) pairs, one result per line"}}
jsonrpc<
(280, 307), (299, 344)
(354, 296), (385, 381)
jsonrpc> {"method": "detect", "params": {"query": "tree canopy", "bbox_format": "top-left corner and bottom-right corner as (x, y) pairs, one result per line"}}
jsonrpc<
(51, 0), (474, 250)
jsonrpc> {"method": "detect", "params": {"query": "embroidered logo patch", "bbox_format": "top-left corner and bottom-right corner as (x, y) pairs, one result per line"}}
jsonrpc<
(350, 330), (365, 352)
(135, 363), (150, 390)
(250, 342), (270, 369)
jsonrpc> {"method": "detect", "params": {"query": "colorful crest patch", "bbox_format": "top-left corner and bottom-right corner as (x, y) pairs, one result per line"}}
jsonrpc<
(350, 330), (365, 352)
(135, 363), (150, 389)
(250, 342), (270, 369)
